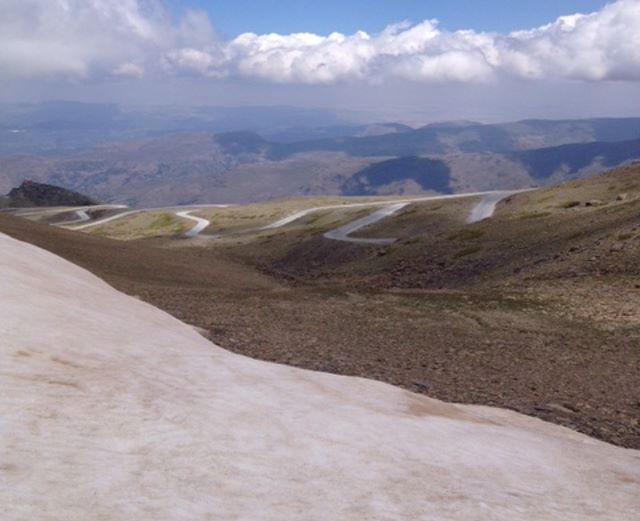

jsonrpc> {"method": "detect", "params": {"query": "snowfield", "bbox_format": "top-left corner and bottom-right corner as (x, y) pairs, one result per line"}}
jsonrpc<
(1, 232), (638, 520)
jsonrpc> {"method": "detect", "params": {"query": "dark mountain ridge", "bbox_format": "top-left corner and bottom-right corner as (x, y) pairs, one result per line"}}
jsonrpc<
(270, 117), (640, 159)
(514, 138), (640, 179)
(1, 180), (99, 208)
(342, 157), (453, 195)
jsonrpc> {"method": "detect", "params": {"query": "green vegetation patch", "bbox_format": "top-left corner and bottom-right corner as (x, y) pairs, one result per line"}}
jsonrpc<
(150, 213), (175, 228)
(519, 211), (552, 220)
(453, 245), (483, 258)
(447, 229), (485, 241)
(560, 201), (581, 209)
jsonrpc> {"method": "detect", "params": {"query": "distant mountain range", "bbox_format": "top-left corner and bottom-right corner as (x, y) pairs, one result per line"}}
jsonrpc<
(0, 102), (372, 155)
(0, 104), (639, 207)
(268, 118), (640, 158)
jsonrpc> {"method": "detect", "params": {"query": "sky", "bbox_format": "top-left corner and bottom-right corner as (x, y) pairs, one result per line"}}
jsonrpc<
(1, 0), (639, 123)
(166, 0), (611, 36)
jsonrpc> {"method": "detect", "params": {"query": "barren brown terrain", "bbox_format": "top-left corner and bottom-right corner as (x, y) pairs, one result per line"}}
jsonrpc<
(1, 165), (639, 449)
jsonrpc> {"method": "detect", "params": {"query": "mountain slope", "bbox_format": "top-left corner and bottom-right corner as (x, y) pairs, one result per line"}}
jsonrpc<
(271, 117), (640, 158)
(514, 138), (640, 179)
(2, 231), (639, 520)
(342, 156), (453, 195)
(1, 118), (639, 206)
(1, 165), (639, 448)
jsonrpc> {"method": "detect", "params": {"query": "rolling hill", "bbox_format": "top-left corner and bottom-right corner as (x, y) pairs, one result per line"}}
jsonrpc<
(1, 113), (639, 206)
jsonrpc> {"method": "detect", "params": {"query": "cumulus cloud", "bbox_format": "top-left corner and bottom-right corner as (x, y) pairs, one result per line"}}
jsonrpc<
(497, 6), (640, 81)
(113, 62), (145, 78)
(1, 0), (639, 85)
(0, 0), (213, 80)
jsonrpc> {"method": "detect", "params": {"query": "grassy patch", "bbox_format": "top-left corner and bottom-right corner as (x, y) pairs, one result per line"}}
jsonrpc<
(150, 213), (175, 229)
(453, 245), (483, 258)
(609, 198), (640, 213)
(519, 211), (551, 220)
(618, 233), (634, 241)
(447, 229), (485, 241)
(560, 201), (581, 209)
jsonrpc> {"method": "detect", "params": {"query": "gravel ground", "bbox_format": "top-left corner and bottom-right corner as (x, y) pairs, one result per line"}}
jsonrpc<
(2, 209), (638, 449)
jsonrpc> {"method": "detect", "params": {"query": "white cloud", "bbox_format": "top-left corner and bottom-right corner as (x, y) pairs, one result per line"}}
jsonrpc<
(0, 0), (212, 80)
(162, 48), (226, 77)
(0, 0), (639, 85)
(499, 2), (640, 81)
(113, 62), (145, 78)
(225, 30), (375, 84)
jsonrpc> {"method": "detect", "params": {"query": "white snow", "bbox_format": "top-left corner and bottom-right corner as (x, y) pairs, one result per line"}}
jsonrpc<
(0, 232), (638, 520)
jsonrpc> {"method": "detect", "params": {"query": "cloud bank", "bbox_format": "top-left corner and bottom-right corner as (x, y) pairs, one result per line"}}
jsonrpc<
(1, 0), (639, 85)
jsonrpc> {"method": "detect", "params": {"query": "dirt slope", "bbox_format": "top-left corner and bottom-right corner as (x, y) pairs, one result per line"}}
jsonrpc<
(1, 166), (639, 448)
(3, 231), (639, 520)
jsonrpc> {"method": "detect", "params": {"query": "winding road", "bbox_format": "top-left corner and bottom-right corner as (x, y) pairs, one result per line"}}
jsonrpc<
(62, 209), (90, 225)
(262, 192), (486, 232)
(70, 210), (141, 230)
(68, 204), (230, 235)
(262, 190), (525, 244)
(323, 202), (410, 245)
(55, 190), (526, 242)
(175, 211), (212, 238)
(466, 191), (518, 224)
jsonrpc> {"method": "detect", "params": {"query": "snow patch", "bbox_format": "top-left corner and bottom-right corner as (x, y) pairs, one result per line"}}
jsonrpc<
(0, 232), (638, 520)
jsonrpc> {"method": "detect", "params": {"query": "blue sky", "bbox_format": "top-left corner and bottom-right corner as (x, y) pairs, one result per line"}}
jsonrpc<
(168, 0), (610, 36)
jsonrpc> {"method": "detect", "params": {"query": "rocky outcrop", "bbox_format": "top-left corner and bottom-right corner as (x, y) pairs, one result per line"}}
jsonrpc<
(4, 180), (99, 207)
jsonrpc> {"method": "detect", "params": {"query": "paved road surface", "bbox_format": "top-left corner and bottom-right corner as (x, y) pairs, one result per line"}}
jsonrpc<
(70, 210), (141, 230)
(466, 191), (520, 224)
(68, 204), (230, 231)
(175, 211), (211, 238)
(323, 203), (410, 244)
(57, 191), (527, 240)
(62, 210), (91, 225)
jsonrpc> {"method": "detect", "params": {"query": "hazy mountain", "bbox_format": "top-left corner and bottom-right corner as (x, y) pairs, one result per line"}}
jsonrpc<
(514, 139), (640, 179)
(1, 114), (639, 206)
(270, 117), (640, 158)
(0, 102), (360, 156)
(264, 122), (414, 144)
